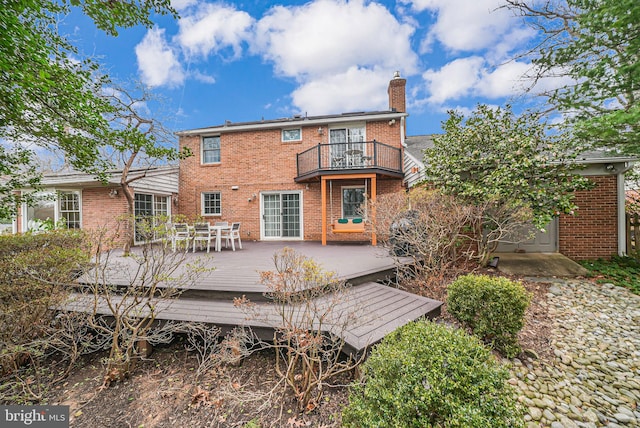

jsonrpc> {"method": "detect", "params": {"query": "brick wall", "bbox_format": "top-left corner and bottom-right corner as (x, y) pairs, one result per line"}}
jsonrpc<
(178, 120), (405, 242)
(81, 187), (130, 247)
(559, 175), (618, 260)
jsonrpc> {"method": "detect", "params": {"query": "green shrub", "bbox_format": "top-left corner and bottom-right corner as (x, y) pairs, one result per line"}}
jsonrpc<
(0, 230), (90, 375)
(342, 321), (523, 428)
(447, 274), (530, 357)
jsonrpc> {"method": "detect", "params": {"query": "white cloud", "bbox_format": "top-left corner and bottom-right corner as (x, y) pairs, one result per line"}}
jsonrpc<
(135, 27), (185, 87)
(422, 58), (535, 104)
(191, 69), (216, 84)
(402, 0), (533, 55)
(176, 3), (253, 59)
(291, 67), (391, 115)
(478, 61), (531, 98)
(170, 0), (198, 12)
(253, 0), (418, 79)
(423, 57), (484, 104)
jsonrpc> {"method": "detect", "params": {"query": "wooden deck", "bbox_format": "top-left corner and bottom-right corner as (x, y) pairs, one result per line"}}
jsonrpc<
(68, 241), (442, 353)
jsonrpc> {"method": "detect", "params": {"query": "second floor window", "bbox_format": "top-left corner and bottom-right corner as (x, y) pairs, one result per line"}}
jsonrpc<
(202, 136), (221, 164)
(202, 192), (221, 215)
(282, 128), (301, 142)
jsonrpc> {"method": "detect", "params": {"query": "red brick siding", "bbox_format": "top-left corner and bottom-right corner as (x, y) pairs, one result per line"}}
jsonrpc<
(559, 175), (618, 260)
(81, 187), (130, 247)
(178, 120), (405, 242)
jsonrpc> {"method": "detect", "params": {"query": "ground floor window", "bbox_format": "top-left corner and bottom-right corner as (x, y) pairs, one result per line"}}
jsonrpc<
(202, 192), (222, 216)
(23, 190), (81, 232)
(342, 186), (366, 219)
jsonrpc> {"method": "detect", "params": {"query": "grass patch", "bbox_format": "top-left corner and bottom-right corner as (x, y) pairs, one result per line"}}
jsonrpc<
(578, 256), (640, 294)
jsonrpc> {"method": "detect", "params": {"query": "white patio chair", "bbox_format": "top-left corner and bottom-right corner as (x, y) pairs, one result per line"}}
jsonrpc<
(171, 223), (190, 252)
(192, 222), (214, 253)
(221, 222), (242, 251)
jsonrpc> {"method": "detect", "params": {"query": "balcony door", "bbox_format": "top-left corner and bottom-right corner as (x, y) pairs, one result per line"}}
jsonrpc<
(261, 191), (302, 240)
(330, 125), (365, 167)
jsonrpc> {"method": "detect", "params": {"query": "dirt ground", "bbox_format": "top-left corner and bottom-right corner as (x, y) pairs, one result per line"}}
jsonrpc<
(44, 269), (555, 428)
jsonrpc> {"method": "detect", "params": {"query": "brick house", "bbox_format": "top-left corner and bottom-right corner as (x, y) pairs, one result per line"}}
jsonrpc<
(13, 166), (178, 245)
(175, 74), (410, 246)
(405, 136), (636, 260)
(12, 73), (635, 261)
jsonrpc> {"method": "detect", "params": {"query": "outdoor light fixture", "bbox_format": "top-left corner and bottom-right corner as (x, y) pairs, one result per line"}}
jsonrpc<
(317, 127), (324, 135)
(109, 188), (118, 198)
(605, 163), (616, 172)
(388, 119), (396, 126)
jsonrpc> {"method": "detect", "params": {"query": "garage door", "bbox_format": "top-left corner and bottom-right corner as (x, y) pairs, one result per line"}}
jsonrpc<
(495, 218), (558, 253)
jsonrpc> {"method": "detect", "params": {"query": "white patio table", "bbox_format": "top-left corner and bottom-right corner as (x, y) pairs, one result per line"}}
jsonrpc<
(211, 224), (231, 252)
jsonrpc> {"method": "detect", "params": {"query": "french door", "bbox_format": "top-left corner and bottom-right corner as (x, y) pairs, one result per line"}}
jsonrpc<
(261, 191), (302, 239)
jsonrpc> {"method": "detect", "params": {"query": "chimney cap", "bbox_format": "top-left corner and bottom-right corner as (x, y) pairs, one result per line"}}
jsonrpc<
(393, 71), (401, 79)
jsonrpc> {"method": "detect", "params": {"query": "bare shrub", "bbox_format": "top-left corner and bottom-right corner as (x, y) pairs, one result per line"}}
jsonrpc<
(80, 220), (212, 385)
(372, 188), (475, 285)
(235, 247), (365, 413)
(469, 199), (535, 266)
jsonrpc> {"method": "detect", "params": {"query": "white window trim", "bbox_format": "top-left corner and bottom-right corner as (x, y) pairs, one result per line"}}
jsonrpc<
(282, 128), (302, 142)
(328, 122), (366, 142)
(133, 193), (173, 245)
(201, 191), (222, 217)
(259, 190), (304, 241)
(21, 189), (83, 231)
(201, 136), (221, 165)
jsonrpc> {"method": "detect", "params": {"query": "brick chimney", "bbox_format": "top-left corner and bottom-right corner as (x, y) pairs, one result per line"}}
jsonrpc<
(387, 71), (406, 112)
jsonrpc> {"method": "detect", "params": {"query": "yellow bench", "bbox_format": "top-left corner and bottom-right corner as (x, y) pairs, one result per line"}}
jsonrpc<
(331, 218), (365, 233)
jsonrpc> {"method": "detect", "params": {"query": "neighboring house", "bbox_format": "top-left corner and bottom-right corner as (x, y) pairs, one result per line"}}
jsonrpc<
(14, 165), (178, 245)
(405, 136), (637, 260)
(175, 74), (409, 245)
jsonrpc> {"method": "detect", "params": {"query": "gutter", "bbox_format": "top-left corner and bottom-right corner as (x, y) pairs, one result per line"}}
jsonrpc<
(176, 112), (409, 136)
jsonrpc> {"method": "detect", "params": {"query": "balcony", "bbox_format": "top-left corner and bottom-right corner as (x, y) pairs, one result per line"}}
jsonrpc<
(295, 140), (403, 182)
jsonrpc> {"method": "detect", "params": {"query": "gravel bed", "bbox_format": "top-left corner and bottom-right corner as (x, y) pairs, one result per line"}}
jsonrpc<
(508, 280), (640, 428)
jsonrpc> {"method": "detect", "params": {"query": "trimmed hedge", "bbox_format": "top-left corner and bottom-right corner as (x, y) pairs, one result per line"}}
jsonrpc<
(447, 274), (531, 358)
(342, 321), (524, 428)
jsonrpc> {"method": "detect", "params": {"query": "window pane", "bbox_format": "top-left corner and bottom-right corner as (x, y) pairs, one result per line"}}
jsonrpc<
(282, 128), (301, 142)
(203, 136), (221, 163)
(203, 192), (221, 215)
(58, 191), (81, 229)
(342, 187), (365, 218)
(26, 192), (55, 231)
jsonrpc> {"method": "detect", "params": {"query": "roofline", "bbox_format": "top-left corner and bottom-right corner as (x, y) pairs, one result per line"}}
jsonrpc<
(176, 111), (409, 136)
(37, 165), (179, 187)
(572, 155), (637, 164)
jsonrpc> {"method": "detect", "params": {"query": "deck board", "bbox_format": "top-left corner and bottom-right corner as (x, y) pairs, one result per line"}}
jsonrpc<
(76, 241), (398, 293)
(63, 282), (441, 353)
(65, 242), (441, 353)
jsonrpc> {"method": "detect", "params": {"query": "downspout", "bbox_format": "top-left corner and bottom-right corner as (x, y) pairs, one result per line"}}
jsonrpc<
(618, 171), (627, 256)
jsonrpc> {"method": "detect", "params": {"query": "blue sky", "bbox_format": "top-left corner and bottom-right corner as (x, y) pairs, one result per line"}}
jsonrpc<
(65, 0), (564, 138)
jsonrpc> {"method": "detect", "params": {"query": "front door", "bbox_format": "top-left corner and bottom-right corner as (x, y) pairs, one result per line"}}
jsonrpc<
(261, 192), (302, 239)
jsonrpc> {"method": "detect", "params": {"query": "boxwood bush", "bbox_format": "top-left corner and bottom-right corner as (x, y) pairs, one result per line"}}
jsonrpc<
(342, 321), (523, 428)
(447, 274), (530, 358)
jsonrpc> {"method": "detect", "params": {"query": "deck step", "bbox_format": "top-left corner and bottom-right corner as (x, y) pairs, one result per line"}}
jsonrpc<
(62, 282), (441, 353)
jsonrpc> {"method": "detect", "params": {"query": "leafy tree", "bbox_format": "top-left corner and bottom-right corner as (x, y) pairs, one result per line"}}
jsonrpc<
(507, 0), (640, 154)
(0, 0), (177, 217)
(424, 105), (592, 265)
(101, 84), (191, 254)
